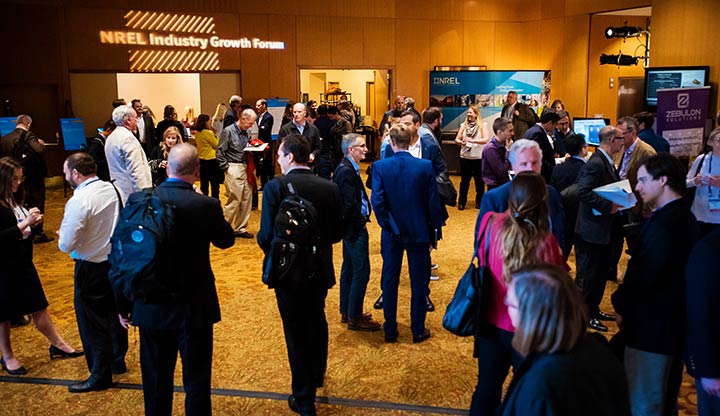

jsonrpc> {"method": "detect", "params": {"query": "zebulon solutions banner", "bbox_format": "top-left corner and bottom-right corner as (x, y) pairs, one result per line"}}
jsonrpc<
(656, 86), (710, 157)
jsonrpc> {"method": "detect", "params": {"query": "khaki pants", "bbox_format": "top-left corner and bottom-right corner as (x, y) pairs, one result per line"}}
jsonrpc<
(224, 162), (252, 233)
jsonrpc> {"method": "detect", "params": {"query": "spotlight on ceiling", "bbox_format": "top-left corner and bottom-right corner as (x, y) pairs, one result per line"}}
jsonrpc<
(604, 25), (644, 39)
(599, 53), (640, 66)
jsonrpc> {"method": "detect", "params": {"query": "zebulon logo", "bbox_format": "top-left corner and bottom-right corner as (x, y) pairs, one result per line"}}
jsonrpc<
(677, 93), (690, 109)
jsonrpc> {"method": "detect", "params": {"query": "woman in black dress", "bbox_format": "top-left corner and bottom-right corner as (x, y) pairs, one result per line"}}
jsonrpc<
(0, 157), (82, 375)
(155, 104), (188, 145)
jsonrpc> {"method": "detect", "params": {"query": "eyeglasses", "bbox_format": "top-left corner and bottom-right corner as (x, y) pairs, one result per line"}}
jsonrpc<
(612, 137), (624, 141)
(621, 130), (633, 136)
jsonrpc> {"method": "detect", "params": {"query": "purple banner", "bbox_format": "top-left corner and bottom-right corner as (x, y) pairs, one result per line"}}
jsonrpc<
(656, 86), (710, 157)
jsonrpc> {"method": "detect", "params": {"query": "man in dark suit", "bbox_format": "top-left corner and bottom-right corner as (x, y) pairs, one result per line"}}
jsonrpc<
(254, 99), (275, 188)
(383, 110), (446, 176)
(257, 134), (343, 416)
(278, 103), (321, 166)
(125, 143), (235, 416)
(685, 227), (720, 415)
(550, 133), (588, 258)
(612, 154), (699, 415)
(223, 95), (242, 129)
(523, 109), (560, 183)
(371, 124), (443, 344)
(476, 139), (565, 250)
(574, 125), (625, 332)
(333, 133), (380, 331)
(501, 91), (536, 140)
(131, 99), (156, 156)
(86, 119), (115, 181)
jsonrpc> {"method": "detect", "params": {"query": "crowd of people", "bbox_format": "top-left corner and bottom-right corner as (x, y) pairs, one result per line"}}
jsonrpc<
(0, 90), (718, 416)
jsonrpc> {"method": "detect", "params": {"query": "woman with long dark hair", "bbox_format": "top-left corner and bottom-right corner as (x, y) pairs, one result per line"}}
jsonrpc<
(470, 171), (567, 415)
(0, 157), (82, 375)
(194, 114), (223, 198)
(155, 104), (188, 144)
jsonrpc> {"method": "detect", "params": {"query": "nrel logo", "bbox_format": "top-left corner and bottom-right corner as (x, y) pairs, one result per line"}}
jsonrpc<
(433, 77), (460, 85)
(677, 93), (690, 109)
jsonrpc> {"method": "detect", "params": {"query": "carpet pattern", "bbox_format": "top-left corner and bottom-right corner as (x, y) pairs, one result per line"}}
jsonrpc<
(0, 174), (698, 415)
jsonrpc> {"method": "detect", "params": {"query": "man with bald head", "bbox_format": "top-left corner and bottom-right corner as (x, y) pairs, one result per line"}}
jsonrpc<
(217, 108), (257, 238)
(278, 102), (321, 164)
(379, 95), (405, 135)
(130, 143), (235, 416)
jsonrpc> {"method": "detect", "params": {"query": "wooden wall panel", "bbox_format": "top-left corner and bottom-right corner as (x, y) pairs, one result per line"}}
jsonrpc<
(331, 18), (365, 66)
(395, 19), (430, 109)
(565, 0), (650, 17)
(430, 21), (464, 67)
(363, 18), (396, 66)
(237, 14), (269, 102)
(65, 8), (129, 71)
(493, 23), (540, 70)
(553, 14), (591, 118)
(462, 21), (495, 67)
(267, 15), (298, 100)
(296, 16), (332, 66)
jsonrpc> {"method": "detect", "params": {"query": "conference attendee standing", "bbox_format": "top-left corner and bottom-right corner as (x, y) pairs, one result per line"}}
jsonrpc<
(523, 109), (560, 183)
(471, 172), (567, 415)
(481, 117), (513, 191)
(58, 153), (127, 392)
(104, 105), (152, 204)
(612, 154), (700, 416)
(616, 116), (657, 218)
(685, 227), (720, 416)
(223, 95), (242, 129)
(636, 111), (670, 153)
(278, 103), (322, 165)
(257, 134), (343, 416)
(155, 105), (188, 145)
(127, 144), (235, 416)
(333, 133), (380, 331)
(574, 126), (624, 333)
(131, 98), (156, 156)
(86, 119), (115, 182)
(193, 114), (222, 199)
(255, 99), (275, 188)
(455, 105), (488, 210)
(501, 91), (536, 140)
(371, 124), (443, 344)
(686, 127), (720, 236)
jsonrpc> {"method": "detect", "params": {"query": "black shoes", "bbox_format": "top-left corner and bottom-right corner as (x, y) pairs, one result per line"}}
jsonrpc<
(234, 231), (254, 239)
(68, 378), (113, 393)
(384, 330), (399, 343)
(427, 297), (435, 312)
(413, 329), (432, 344)
(373, 294), (383, 310)
(33, 233), (54, 244)
(10, 315), (31, 327)
(458, 204), (465, 211)
(597, 311), (616, 321)
(112, 362), (128, 375)
(588, 319), (608, 332)
(0, 357), (27, 375)
(49, 345), (84, 360)
(288, 394), (316, 416)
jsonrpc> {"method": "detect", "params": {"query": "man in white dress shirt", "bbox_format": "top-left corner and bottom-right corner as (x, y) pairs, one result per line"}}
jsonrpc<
(105, 105), (152, 203)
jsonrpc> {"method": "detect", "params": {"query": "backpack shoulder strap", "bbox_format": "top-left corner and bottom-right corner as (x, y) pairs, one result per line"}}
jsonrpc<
(694, 152), (708, 177)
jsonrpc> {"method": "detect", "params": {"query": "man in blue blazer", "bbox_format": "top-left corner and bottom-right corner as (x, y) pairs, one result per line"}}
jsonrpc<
(475, 139), (565, 250)
(372, 124), (443, 344)
(383, 110), (446, 176)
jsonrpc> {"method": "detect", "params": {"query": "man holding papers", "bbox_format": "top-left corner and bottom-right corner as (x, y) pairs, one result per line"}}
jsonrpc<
(574, 125), (625, 332)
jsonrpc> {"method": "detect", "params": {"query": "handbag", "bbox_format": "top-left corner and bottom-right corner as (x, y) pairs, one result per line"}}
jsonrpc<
(436, 172), (458, 207)
(442, 214), (494, 336)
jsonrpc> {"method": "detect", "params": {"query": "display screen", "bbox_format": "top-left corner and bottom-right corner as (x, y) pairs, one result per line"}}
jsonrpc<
(60, 118), (87, 151)
(0, 117), (17, 137)
(573, 118), (609, 146)
(644, 66), (709, 108)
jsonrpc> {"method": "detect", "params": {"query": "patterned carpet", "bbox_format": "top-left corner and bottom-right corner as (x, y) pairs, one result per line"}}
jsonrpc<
(0, 173), (698, 415)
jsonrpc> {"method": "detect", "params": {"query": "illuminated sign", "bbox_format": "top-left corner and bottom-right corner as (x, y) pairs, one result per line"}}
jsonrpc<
(99, 10), (286, 72)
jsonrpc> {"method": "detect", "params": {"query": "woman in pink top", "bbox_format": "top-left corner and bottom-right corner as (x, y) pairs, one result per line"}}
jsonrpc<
(469, 171), (568, 415)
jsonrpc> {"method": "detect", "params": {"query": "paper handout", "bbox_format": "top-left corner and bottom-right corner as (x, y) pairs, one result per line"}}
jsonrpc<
(243, 143), (268, 152)
(592, 179), (637, 210)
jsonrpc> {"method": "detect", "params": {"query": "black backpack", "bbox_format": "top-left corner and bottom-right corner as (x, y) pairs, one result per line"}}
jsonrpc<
(262, 176), (320, 288)
(12, 131), (47, 177)
(108, 189), (176, 303)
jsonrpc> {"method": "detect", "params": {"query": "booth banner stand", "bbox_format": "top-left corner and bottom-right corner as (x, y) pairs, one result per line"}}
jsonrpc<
(656, 86), (710, 157)
(267, 98), (289, 141)
(429, 70), (550, 132)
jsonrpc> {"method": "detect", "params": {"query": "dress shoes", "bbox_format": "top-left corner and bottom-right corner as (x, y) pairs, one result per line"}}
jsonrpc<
(1, 358), (27, 376)
(426, 297), (435, 312)
(10, 315), (31, 327)
(348, 315), (381, 332)
(49, 345), (84, 359)
(341, 312), (372, 324)
(412, 329), (431, 344)
(458, 204), (465, 211)
(288, 394), (316, 416)
(234, 231), (254, 239)
(112, 362), (128, 375)
(68, 378), (113, 393)
(373, 294), (383, 310)
(431, 263), (439, 271)
(588, 318), (608, 332)
(597, 311), (616, 321)
(33, 233), (54, 244)
(384, 330), (399, 343)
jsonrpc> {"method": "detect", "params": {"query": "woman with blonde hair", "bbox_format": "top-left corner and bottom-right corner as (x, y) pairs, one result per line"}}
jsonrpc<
(470, 171), (567, 415)
(211, 103), (227, 134)
(687, 127), (720, 236)
(149, 126), (184, 186)
(455, 105), (489, 210)
(499, 264), (630, 415)
(0, 157), (83, 375)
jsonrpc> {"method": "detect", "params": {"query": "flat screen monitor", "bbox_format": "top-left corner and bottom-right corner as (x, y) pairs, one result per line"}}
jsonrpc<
(0, 117), (17, 137)
(644, 66), (709, 109)
(60, 118), (87, 151)
(573, 118), (610, 146)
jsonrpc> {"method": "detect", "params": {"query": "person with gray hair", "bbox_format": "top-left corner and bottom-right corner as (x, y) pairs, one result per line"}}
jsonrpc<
(332, 133), (381, 331)
(0, 114), (51, 243)
(105, 105), (152, 203)
(476, 138), (565, 250)
(223, 95), (243, 128)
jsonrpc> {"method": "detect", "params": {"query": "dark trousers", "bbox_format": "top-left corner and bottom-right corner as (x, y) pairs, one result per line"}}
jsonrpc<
(260, 141), (276, 187)
(275, 280), (329, 414)
(699, 221), (719, 238)
(575, 235), (614, 317)
(459, 158), (484, 207)
(339, 228), (370, 318)
(139, 324), (213, 416)
(199, 159), (222, 199)
(470, 322), (522, 415)
(380, 230), (429, 338)
(315, 152), (334, 180)
(73, 260), (116, 383)
(25, 177), (45, 233)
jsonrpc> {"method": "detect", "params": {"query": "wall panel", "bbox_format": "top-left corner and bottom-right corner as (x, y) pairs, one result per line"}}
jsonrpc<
(395, 19), (430, 109)
(296, 16), (332, 66)
(267, 15), (298, 100)
(237, 14), (269, 102)
(363, 18), (396, 66)
(331, 18), (365, 67)
(430, 21), (464, 67)
(462, 21), (495, 67)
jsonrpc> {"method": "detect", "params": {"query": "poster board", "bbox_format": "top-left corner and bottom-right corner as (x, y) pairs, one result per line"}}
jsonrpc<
(60, 118), (87, 151)
(656, 86), (710, 157)
(267, 98), (289, 141)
